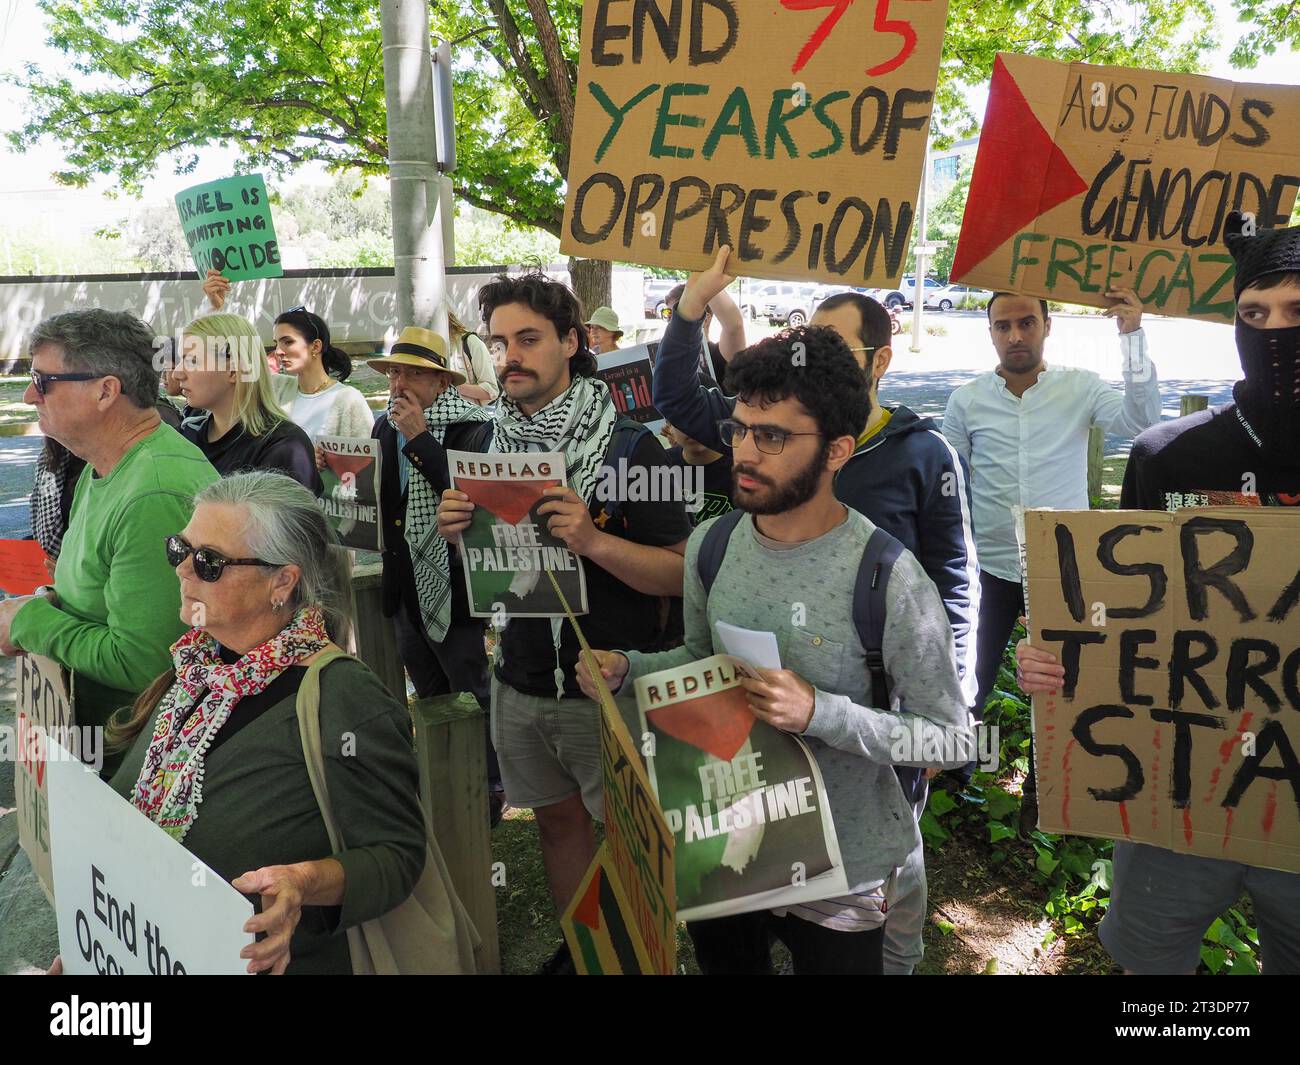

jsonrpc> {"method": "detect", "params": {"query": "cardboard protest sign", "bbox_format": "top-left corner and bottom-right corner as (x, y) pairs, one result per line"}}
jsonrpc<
(561, 0), (949, 285)
(0, 539), (51, 595)
(1025, 508), (1300, 873)
(14, 654), (76, 903)
(174, 173), (283, 281)
(318, 436), (382, 551)
(634, 654), (847, 920)
(951, 54), (1300, 322)
(598, 344), (664, 434)
(447, 450), (588, 618)
(562, 844), (660, 975)
(47, 743), (254, 974)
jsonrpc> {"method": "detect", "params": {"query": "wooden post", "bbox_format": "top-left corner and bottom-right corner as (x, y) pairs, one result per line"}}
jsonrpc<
(1087, 424), (1105, 503)
(412, 693), (500, 974)
(348, 561), (407, 703)
(1180, 395), (1209, 417)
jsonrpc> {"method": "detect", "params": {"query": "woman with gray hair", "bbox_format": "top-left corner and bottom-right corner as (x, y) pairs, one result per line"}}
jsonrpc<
(91, 471), (471, 974)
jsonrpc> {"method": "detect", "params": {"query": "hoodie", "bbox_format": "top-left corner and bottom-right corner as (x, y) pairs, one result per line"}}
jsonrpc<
(652, 309), (980, 705)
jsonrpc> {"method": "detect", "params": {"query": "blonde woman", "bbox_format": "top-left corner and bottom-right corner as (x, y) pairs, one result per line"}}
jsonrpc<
(447, 308), (499, 405)
(174, 313), (321, 494)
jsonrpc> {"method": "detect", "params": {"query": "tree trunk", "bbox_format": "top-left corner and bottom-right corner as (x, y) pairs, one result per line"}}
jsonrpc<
(568, 256), (612, 317)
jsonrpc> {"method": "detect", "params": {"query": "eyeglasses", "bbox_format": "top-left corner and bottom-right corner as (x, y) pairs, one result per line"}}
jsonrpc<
(166, 534), (273, 583)
(385, 366), (433, 380)
(846, 346), (877, 354)
(718, 419), (824, 455)
(30, 369), (104, 395)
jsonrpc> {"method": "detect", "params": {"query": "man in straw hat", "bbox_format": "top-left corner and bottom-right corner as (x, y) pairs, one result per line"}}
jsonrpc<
(584, 306), (624, 355)
(367, 326), (505, 822)
(1016, 212), (1300, 975)
(438, 272), (692, 974)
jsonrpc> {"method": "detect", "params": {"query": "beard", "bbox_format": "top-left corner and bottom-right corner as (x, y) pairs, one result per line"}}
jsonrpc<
(733, 442), (828, 515)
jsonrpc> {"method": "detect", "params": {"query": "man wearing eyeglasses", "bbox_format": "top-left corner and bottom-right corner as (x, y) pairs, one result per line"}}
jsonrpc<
(579, 326), (972, 975)
(0, 309), (217, 776)
(652, 247), (980, 974)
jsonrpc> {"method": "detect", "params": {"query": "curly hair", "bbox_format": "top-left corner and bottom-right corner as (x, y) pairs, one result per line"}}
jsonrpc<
(724, 326), (871, 441)
(477, 271), (597, 378)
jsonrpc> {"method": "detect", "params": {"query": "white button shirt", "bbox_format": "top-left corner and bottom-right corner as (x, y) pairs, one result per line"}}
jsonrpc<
(942, 331), (1160, 582)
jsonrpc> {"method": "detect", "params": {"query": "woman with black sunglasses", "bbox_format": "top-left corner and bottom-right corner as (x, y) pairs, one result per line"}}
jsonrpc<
(83, 471), (474, 974)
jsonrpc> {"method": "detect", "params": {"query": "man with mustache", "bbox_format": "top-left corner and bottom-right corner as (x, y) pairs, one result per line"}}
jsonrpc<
(942, 287), (1160, 829)
(577, 326), (972, 974)
(437, 272), (692, 975)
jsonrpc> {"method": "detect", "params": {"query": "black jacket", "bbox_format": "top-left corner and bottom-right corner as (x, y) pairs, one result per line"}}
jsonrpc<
(373, 416), (484, 630)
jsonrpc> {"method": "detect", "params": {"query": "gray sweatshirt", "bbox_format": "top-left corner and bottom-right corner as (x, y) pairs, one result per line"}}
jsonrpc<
(623, 508), (973, 891)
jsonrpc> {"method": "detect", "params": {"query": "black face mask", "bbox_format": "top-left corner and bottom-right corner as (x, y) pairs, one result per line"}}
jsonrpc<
(1233, 317), (1300, 460)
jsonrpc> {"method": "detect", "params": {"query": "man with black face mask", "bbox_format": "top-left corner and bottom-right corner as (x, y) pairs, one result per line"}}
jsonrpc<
(1016, 212), (1300, 975)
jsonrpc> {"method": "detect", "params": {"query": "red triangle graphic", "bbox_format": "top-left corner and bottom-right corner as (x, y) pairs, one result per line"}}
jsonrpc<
(458, 478), (562, 526)
(951, 56), (1090, 283)
(573, 866), (602, 931)
(647, 687), (755, 763)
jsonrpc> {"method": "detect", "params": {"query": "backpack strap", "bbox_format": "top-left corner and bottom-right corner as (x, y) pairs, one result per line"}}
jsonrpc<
(593, 416), (654, 529)
(460, 333), (479, 385)
(695, 508), (746, 593)
(852, 526), (905, 712)
(465, 419), (494, 452)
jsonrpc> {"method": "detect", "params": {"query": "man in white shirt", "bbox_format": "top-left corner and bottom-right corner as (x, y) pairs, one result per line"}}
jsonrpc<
(942, 288), (1161, 812)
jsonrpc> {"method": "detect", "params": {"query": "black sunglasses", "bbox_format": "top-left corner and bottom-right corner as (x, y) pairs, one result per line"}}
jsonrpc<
(166, 534), (273, 583)
(30, 369), (104, 396)
(282, 305), (318, 342)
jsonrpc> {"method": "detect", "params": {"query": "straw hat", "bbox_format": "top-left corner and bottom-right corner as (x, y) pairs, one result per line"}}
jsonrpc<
(366, 326), (466, 384)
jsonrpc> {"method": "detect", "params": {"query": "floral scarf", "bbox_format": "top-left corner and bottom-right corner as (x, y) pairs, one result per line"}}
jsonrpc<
(131, 607), (330, 841)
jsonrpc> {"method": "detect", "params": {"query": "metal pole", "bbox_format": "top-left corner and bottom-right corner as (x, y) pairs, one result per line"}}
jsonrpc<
(381, 0), (446, 337)
(910, 145), (930, 354)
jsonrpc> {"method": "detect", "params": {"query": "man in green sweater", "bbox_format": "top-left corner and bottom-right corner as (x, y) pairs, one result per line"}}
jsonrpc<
(0, 310), (218, 769)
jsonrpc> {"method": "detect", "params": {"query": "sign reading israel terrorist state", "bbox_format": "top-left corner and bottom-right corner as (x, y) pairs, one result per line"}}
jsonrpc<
(561, 0), (949, 285)
(1025, 509), (1300, 873)
(951, 54), (1300, 322)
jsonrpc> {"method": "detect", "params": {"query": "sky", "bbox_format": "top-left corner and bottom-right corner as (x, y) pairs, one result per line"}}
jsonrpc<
(0, 0), (1296, 233)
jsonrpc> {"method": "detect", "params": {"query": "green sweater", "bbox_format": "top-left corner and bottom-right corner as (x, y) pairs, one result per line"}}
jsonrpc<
(12, 424), (218, 744)
(110, 658), (427, 975)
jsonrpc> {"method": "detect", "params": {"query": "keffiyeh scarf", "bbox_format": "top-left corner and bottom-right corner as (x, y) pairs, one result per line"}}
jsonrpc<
(404, 387), (493, 642)
(31, 443), (73, 558)
(130, 607), (330, 842)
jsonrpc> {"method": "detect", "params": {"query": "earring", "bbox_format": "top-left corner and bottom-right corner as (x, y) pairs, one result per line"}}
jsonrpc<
(272, 600), (284, 610)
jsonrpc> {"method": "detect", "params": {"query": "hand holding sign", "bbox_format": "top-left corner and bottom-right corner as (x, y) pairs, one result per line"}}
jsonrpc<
(1104, 287), (1144, 335)
(679, 245), (736, 322)
(203, 269), (231, 311)
(538, 486), (601, 556)
(576, 649), (630, 700)
(738, 667), (817, 733)
(436, 489), (475, 543)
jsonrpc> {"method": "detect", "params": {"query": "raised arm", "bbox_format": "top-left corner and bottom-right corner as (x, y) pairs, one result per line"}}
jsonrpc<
(1090, 287), (1161, 437)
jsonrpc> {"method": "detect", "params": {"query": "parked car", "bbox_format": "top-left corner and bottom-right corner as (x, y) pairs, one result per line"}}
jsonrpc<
(740, 282), (781, 321)
(924, 284), (993, 312)
(866, 285), (907, 309)
(763, 282), (820, 326)
(898, 275), (946, 307)
(643, 277), (679, 319)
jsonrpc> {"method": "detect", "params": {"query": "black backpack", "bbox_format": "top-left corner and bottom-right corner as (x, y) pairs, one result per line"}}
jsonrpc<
(695, 509), (927, 803)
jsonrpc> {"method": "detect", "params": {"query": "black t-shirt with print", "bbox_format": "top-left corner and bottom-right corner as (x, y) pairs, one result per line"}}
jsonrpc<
(495, 432), (693, 697)
(665, 444), (735, 524)
(1121, 404), (1300, 511)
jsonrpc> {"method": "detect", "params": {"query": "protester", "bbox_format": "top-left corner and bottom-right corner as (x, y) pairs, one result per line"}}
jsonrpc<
(202, 268), (373, 426)
(273, 306), (376, 438)
(447, 307), (500, 405)
(366, 326), (504, 823)
(437, 271), (691, 974)
(1015, 213), (1300, 975)
(943, 286), (1160, 830)
(31, 375), (182, 560)
(654, 253), (979, 973)
(0, 310), (217, 774)
(664, 280), (746, 382)
(584, 306), (624, 355)
(174, 312), (322, 494)
(663, 421), (734, 523)
(577, 325), (972, 975)
(96, 472), (470, 974)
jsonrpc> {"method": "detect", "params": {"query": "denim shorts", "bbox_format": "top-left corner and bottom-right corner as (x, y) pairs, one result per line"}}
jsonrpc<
(1099, 841), (1300, 974)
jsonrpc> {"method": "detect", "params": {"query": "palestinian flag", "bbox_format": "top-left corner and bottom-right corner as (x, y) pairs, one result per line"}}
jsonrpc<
(562, 850), (648, 975)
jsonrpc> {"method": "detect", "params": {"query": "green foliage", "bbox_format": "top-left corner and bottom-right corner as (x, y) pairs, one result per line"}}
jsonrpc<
(1228, 0), (1300, 65)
